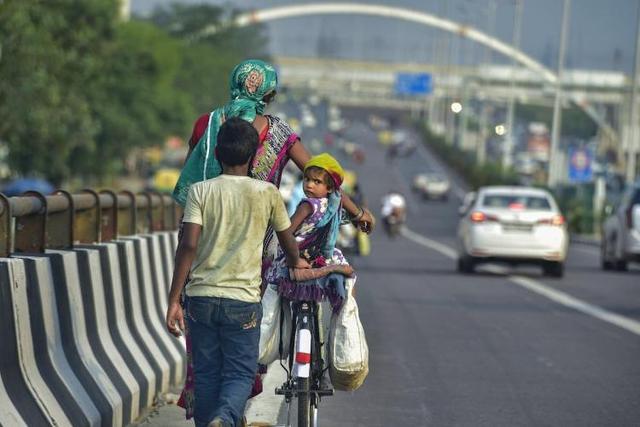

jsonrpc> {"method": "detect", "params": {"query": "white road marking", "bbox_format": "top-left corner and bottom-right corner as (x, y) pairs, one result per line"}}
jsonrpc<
(509, 275), (640, 336)
(402, 226), (640, 337)
(401, 227), (458, 259)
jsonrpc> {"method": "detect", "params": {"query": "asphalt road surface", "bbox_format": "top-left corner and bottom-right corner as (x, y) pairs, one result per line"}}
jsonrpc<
(272, 105), (640, 427)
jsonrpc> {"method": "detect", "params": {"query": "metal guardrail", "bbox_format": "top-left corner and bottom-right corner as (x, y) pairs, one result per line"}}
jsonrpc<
(0, 190), (181, 257)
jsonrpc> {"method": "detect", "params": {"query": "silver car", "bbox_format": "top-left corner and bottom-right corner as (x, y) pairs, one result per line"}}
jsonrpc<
(412, 173), (450, 201)
(601, 184), (640, 271)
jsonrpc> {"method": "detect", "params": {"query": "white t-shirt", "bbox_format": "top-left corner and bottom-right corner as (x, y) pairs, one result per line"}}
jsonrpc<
(182, 175), (291, 302)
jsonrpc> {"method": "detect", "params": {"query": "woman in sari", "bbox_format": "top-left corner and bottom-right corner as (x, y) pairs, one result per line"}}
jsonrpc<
(172, 59), (374, 421)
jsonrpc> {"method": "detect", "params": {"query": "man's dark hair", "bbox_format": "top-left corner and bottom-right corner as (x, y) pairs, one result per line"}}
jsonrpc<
(216, 117), (259, 166)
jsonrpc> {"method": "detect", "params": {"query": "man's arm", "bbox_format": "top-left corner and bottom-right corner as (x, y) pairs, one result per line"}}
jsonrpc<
(166, 222), (201, 337)
(276, 227), (310, 269)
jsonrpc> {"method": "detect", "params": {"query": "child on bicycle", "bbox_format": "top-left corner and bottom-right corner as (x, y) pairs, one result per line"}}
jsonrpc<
(265, 152), (355, 312)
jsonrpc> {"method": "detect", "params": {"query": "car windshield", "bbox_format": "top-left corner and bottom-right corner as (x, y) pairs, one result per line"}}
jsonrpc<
(481, 194), (552, 210)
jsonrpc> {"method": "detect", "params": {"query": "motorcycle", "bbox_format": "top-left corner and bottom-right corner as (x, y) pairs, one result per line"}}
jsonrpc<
(337, 222), (359, 254)
(382, 207), (405, 238)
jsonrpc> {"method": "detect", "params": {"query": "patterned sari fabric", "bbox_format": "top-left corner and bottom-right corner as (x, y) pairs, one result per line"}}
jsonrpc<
(177, 115), (298, 419)
(173, 59), (278, 207)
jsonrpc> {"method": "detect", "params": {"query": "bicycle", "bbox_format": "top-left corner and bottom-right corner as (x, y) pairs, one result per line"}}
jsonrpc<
(276, 299), (333, 427)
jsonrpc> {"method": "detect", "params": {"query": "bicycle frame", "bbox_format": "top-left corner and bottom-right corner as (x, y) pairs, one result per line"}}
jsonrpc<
(276, 300), (333, 427)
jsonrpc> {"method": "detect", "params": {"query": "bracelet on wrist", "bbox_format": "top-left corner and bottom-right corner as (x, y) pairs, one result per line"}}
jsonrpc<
(352, 207), (364, 222)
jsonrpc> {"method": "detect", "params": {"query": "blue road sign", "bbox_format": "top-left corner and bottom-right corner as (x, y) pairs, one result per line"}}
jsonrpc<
(567, 147), (593, 183)
(395, 73), (432, 96)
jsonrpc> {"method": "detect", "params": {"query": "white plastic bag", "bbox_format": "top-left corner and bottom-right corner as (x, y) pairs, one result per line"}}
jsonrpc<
(329, 277), (369, 391)
(258, 284), (291, 365)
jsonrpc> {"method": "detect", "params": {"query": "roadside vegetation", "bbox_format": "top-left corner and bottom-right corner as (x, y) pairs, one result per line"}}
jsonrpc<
(415, 122), (520, 189)
(415, 121), (601, 235)
(0, 1), (266, 187)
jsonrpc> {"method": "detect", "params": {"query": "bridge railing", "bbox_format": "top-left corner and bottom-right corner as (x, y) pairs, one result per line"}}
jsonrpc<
(1, 189), (185, 426)
(0, 190), (181, 257)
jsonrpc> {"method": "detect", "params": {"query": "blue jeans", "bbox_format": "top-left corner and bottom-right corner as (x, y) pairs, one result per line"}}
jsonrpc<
(186, 296), (262, 427)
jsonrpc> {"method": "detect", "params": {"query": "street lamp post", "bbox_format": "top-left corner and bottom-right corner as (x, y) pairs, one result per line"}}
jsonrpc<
(503, 0), (524, 170)
(548, 0), (571, 187)
(625, 1), (640, 184)
(477, 0), (497, 166)
(441, 0), (453, 143)
(460, 85), (470, 149)
(477, 103), (488, 165)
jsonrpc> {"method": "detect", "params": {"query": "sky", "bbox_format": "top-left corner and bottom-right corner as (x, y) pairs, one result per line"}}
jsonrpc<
(130, 0), (640, 75)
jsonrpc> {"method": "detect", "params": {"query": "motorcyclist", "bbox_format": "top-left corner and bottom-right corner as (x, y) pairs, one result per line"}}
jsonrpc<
(381, 191), (406, 236)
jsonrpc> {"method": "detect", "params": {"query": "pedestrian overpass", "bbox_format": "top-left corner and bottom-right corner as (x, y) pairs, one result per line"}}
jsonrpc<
(197, 2), (637, 175)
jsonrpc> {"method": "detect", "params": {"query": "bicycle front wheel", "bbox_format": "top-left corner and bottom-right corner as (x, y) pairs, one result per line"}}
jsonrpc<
(297, 377), (311, 427)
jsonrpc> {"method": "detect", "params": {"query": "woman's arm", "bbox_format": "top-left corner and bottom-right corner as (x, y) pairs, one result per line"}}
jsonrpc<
(288, 139), (375, 232)
(288, 138), (311, 171)
(341, 192), (375, 232)
(183, 114), (210, 165)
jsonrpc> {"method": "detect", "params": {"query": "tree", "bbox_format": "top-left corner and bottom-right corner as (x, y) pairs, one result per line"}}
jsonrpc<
(0, 0), (118, 185)
(0, 1), (271, 186)
(516, 103), (598, 140)
(73, 20), (195, 179)
(148, 4), (269, 114)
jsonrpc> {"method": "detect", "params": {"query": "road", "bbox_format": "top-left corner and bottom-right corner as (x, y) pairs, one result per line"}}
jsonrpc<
(269, 104), (640, 426)
(141, 101), (640, 427)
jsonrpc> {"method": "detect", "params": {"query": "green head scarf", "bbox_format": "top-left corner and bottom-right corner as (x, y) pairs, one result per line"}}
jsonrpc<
(173, 59), (278, 206)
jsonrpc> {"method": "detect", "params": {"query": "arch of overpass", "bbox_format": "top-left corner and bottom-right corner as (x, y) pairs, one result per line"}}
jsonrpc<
(200, 2), (616, 141)
(235, 3), (556, 82)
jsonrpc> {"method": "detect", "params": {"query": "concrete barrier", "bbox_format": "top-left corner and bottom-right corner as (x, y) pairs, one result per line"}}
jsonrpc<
(0, 257), (72, 426)
(0, 231), (185, 426)
(0, 258), (38, 427)
(115, 239), (171, 395)
(86, 243), (158, 411)
(47, 249), (124, 427)
(18, 255), (102, 426)
(140, 233), (186, 374)
(155, 231), (185, 369)
(0, 375), (26, 427)
(73, 247), (142, 424)
(156, 232), (177, 292)
(123, 236), (184, 387)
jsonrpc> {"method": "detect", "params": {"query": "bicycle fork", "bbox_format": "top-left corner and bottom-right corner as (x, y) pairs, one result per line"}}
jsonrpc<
(293, 304), (313, 380)
(276, 302), (332, 427)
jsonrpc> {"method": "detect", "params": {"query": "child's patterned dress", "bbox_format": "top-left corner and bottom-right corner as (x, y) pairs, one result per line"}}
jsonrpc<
(265, 197), (350, 311)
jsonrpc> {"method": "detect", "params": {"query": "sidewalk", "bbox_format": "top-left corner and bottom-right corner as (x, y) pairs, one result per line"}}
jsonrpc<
(135, 404), (190, 426)
(135, 365), (287, 427)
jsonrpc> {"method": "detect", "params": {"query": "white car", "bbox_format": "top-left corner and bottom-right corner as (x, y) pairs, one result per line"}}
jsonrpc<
(413, 173), (450, 200)
(601, 184), (640, 271)
(457, 186), (568, 277)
